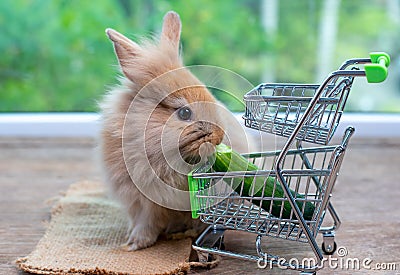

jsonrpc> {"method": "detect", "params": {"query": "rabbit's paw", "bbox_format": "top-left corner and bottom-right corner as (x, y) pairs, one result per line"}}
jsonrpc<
(165, 228), (199, 240)
(125, 226), (158, 251)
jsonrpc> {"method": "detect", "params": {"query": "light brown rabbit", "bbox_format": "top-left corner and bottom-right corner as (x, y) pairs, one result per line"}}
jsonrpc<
(100, 11), (255, 250)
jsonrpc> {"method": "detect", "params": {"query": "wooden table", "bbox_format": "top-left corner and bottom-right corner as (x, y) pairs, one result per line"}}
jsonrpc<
(1, 137), (399, 274)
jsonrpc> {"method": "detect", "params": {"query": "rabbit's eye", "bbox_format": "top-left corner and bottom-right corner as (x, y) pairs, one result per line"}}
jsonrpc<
(177, 106), (192, 121)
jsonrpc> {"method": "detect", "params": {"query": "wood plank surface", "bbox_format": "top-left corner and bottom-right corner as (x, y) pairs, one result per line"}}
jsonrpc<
(0, 137), (399, 274)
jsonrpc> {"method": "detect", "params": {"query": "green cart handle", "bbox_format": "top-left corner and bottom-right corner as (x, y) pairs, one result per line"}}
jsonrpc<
(365, 52), (390, 83)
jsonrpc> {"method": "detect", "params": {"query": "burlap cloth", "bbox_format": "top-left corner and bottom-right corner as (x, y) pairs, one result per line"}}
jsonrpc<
(17, 181), (219, 275)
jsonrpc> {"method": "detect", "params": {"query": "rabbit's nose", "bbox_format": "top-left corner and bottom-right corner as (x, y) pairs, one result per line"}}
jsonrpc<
(210, 123), (224, 145)
(196, 120), (224, 145)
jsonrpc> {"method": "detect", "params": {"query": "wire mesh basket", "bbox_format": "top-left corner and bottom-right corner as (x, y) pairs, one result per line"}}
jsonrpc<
(190, 131), (352, 242)
(243, 81), (351, 145)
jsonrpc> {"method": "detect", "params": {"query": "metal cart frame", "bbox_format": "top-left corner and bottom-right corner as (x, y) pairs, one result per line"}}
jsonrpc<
(188, 53), (390, 274)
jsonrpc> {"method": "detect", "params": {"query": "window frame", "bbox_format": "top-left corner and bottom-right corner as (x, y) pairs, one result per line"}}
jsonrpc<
(0, 113), (399, 138)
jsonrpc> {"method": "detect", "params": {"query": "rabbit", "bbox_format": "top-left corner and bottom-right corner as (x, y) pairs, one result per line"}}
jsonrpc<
(99, 11), (256, 251)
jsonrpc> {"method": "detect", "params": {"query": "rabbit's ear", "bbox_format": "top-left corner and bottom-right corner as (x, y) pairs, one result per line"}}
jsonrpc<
(160, 11), (181, 51)
(106, 28), (141, 80)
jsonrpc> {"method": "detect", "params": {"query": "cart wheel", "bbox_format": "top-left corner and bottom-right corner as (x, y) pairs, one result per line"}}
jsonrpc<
(321, 241), (337, 255)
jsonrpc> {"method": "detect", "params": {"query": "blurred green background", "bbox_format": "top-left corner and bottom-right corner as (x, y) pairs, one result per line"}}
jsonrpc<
(0, 0), (399, 112)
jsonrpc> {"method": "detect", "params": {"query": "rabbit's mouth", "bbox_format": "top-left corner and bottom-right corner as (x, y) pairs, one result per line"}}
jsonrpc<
(178, 124), (224, 165)
(180, 141), (216, 165)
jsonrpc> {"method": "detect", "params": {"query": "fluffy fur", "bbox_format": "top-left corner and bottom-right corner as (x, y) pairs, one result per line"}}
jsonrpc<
(99, 11), (254, 250)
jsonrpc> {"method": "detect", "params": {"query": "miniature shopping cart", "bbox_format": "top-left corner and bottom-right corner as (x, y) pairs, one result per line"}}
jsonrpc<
(188, 52), (390, 274)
